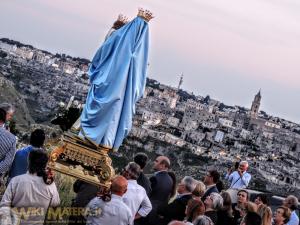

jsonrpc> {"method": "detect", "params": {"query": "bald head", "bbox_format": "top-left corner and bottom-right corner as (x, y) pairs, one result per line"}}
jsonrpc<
(153, 155), (171, 172)
(168, 221), (186, 225)
(111, 175), (128, 196)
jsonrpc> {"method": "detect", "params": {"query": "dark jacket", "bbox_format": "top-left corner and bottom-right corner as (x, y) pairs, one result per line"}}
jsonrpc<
(217, 209), (234, 225)
(145, 171), (174, 225)
(158, 194), (193, 225)
(137, 172), (152, 196)
(205, 210), (218, 225)
(150, 171), (174, 207)
(72, 180), (99, 207)
(201, 185), (219, 201)
(232, 203), (241, 225)
(68, 180), (98, 225)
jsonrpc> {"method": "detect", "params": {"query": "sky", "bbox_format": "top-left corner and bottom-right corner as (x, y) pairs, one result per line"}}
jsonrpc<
(1, 0), (300, 123)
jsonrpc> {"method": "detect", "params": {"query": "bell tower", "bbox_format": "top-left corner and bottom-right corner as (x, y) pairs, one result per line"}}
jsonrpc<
(177, 73), (183, 90)
(250, 90), (261, 118)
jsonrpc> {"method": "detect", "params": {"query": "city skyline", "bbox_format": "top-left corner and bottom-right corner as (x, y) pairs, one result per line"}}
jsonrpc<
(1, 0), (300, 122)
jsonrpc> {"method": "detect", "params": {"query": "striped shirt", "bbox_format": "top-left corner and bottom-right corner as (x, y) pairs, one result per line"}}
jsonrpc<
(0, 127), (16, 175)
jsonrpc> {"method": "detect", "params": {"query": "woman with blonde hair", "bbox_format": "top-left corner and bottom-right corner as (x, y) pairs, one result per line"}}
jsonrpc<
(273, 206), (291, 225)
(257, 204), (272, 225)
(192, 181), (206, 199)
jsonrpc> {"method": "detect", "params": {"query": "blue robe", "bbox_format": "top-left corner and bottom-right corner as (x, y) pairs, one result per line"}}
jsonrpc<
(80, 16), (149, 150)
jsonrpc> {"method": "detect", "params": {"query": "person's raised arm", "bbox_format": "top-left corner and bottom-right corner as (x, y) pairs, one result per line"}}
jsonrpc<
(240, 173), (251, 187)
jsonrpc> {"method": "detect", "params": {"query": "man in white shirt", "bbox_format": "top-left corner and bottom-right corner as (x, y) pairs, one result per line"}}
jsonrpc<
(122, 162), (152, 224)
(225, 161), (251, 189)
(85, 175), (132, 225)
(0, 149), (60, 225)
(283, 195), (299, 225)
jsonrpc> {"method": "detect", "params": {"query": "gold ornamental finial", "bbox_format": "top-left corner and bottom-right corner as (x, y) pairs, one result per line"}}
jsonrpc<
(137, 8), (154, 22)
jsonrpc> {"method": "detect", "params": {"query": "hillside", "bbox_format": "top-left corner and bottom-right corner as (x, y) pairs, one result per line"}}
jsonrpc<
(0, 74), (34, 131)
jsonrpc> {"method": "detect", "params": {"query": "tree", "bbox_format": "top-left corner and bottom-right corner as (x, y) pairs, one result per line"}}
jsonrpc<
(203, 95), (210, 104)
(0, 51), (7, 58)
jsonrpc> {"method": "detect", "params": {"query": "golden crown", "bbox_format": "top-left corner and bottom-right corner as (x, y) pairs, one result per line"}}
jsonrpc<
(137, 8), (154, 22)
(117, 14), (129, 24)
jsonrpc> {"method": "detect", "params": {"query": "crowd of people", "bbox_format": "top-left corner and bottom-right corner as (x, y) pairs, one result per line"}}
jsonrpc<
(0, 103), (299, 225)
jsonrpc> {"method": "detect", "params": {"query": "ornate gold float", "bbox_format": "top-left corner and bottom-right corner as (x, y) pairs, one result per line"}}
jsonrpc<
(48, 132), (115, 188)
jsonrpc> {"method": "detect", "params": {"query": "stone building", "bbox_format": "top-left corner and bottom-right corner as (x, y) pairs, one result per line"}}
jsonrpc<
(250, 90), (261, 118)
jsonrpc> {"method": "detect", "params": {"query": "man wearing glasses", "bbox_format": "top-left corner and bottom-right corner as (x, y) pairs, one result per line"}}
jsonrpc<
(202, 170), (220, 201)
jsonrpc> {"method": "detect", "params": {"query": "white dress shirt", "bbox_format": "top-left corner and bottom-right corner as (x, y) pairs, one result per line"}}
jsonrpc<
(86, 194), (132, 225)
(287, 210), (299, 225)
(0, 173), (60, 225)
(225, 171), (251, 189)
(122, 179), (152, 224)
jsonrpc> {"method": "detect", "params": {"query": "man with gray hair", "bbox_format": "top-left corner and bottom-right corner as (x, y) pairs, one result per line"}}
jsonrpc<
(158, 176), (196, 224)
(0, 103), (15, 131)
(283, 195), (299, 225)
(225, 160), (251, 189)
(122, 162), (152, 224)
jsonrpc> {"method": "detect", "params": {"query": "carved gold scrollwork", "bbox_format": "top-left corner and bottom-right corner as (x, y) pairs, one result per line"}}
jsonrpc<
(48, 133), (115, 187)
(96, 162), (114, 182)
